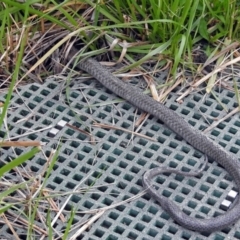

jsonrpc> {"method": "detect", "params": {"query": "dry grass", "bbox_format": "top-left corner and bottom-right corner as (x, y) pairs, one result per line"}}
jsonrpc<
(1, 0), (240, 239)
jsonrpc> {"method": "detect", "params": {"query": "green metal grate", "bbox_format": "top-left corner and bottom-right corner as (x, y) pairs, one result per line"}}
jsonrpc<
(0, 75), (240, 240)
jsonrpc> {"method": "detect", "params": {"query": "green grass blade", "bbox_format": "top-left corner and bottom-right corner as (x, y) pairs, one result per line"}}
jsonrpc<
(46, 209), (53, 239)
(233, 78), (240, 112)
(1, 0), (69, 28)
(0, 180), (33, 200)
(0, 204), (13, 214)
(41, 146), (60, 188)
(171, 34), (186, 75)
(62, 208), (76, 240)
(0, 147), (40, 178)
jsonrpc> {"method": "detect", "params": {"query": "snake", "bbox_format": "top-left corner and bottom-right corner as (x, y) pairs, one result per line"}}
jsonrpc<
(68, 47), (240, 232)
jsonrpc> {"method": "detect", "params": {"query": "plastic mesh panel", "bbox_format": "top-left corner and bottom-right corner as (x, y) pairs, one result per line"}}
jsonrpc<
(0, 76), (240, 240)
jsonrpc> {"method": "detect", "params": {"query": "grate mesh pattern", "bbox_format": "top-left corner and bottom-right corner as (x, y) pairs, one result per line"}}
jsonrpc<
(1, 75), (240, 240)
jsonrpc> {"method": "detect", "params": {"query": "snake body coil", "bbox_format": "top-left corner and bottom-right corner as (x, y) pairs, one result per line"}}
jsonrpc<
(69, 49), (240, 232)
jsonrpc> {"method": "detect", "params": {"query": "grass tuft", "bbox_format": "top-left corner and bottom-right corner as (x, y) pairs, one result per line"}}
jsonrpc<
(0, 0), (240, 238)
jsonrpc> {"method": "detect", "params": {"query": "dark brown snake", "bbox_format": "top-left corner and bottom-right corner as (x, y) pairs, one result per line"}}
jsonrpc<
(68, 48), (240, 232)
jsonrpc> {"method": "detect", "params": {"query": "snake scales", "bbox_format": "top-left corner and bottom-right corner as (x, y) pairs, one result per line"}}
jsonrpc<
(68, 48), (240, 232)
